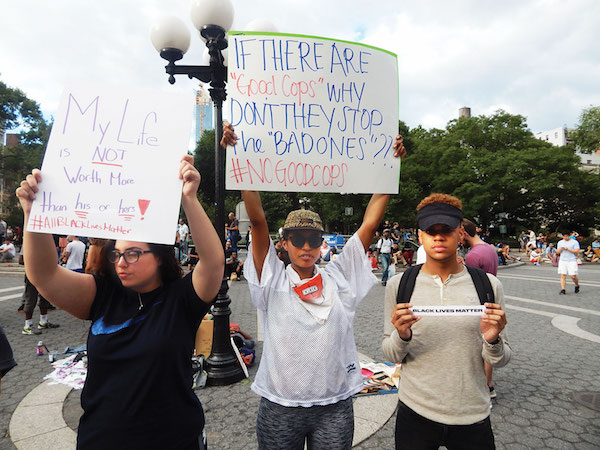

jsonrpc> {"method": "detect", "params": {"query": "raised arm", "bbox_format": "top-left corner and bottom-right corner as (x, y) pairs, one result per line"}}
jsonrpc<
(241, 190), (270, 281)
(16, 170), (96, 320)
(179, 156), (224, 303)
(357, 194), (391, 252)
(220, 122), (270, 280)
(356, 135), (406, 252)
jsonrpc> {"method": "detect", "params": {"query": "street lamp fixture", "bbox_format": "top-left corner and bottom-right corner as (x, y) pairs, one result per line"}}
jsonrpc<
(150, 0), (245, 386)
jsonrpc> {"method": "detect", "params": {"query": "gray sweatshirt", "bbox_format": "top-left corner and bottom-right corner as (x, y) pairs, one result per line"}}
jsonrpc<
(382, 267), (511, 425)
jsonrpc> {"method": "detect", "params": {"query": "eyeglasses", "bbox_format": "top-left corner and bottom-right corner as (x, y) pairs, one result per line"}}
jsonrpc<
(288, 234), (322, 249)
(108, 249), (153, 264)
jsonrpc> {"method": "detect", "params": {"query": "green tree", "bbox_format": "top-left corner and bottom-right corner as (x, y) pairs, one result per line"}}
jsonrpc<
(0, 80), (50, 226)
(570, 105), (600, 152)
(399, 110), (600, 234)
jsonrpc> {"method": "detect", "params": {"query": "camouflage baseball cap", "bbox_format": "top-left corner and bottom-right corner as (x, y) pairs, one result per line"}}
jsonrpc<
(282, 209), (324, 232)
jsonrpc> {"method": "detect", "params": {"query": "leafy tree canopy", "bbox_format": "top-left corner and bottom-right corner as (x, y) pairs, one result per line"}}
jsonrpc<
(569, 105), (600, 153)
(1, 80), (50, 225)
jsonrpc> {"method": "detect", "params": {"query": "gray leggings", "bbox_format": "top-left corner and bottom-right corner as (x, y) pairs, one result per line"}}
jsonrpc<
(256, 397), (354, 450)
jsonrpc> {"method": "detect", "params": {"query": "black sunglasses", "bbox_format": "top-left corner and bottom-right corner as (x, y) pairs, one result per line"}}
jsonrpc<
(108, 249), (153, 264)
(288, 233), (322, 249)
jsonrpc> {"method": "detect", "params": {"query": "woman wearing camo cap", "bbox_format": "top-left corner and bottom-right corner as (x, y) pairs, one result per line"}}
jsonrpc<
(222, 123), (404, 450)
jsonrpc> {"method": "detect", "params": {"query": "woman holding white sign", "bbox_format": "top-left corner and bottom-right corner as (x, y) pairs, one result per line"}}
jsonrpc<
(222, 124), (404, 449)
(16, 155), (223, 450)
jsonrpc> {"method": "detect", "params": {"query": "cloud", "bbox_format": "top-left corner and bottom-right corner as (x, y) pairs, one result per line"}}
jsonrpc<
(1, 0), (598, 134)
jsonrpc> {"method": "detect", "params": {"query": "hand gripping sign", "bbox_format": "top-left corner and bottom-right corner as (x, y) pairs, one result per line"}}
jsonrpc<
(27, 82), (193, 245)
(225, 32), (400, 194)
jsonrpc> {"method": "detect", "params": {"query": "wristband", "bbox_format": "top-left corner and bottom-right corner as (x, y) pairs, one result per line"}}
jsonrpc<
(482, 334), (501, 347)
(400, 329), (413, 342)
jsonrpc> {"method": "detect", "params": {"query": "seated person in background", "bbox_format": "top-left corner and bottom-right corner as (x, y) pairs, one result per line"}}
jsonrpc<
(402, 242), (414, 266)
(530, 248), (543, 265)
(225, 251), (244, 280)
(368, 249), (379, 270)
(0, 238), (16, 262)
(592, 238), (600, 258)
(500, 243), (517, 262)
(544, 243), (557, 262)
(583, 245), (599, 263)
(187, 247), (199, 271)
(329, 246), (339, 261)
(393, 243), (408, 267)
(224, 240), (234, 259)
(496, 243), (507, 265)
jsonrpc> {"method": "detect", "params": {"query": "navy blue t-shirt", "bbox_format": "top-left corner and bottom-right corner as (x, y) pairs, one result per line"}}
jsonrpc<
(77, 273), (210, 450)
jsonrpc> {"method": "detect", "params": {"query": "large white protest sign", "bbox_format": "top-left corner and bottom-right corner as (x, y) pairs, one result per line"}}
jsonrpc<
(225, 32), (399, 194)
(27, 82), (193, 245)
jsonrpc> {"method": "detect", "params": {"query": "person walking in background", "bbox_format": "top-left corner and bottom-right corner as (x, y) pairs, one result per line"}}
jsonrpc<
(518, 231), (527, 252)
(62, 236), (86, 272)
(557, 230), (581, 295)
(227, 212), (240, 252)
(377, 229), (394, 286)
(21, 274), (60, 335)
(178, 218), (190, 262)
(383, 194), (510, 450)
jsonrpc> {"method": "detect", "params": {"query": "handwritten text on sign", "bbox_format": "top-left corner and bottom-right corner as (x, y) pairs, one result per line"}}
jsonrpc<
(225, 32), (399, 194)
(410, 306), (486, 317)
(27, 82), (193, 244)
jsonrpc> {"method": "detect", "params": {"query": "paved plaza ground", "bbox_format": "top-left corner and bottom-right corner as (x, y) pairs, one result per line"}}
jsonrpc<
(0, 259), (599, 449)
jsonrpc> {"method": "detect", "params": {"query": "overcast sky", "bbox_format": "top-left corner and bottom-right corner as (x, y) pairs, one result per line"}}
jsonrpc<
(2, 0), (598, 133)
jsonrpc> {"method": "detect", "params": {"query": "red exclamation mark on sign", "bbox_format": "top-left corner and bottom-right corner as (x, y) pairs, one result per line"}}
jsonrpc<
(138, 199), (150, 220)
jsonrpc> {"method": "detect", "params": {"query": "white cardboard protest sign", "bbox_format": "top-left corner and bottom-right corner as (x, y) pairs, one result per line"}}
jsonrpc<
(27, 82), (193, 245)
(225, 32), (399, 194)
(410, 306), (485, 316)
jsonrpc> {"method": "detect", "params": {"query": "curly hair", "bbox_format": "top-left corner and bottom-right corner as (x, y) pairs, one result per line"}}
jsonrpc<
(416, 193), (462, 211)
(101, 241), (182, 284)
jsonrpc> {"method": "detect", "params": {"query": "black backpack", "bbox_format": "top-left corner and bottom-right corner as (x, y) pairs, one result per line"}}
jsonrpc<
(395, 264), (495, 305)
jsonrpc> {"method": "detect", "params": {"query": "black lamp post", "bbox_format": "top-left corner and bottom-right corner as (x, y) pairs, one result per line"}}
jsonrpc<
(151, 3), (245, 386)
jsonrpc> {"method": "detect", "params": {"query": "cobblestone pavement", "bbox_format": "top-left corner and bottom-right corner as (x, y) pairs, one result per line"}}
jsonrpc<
(1, 261), (599, 449)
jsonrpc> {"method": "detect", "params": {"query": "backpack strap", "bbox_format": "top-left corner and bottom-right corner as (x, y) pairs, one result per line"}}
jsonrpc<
(465, 266), (495, 304)
(396, 264), (423, 304)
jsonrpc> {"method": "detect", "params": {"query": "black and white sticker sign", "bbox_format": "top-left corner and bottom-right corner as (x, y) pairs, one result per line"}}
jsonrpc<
(411, 305), (485, 316)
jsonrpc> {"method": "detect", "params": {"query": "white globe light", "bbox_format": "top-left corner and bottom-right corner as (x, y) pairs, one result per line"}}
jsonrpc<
(150, 15), (191, 53)
(190, 0), (234, 32)
(245, 19), (279, 33)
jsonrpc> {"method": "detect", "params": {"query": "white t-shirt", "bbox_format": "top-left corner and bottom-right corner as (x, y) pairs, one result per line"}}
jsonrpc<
(377, 237), (393, 254)
(557, 239), (579, 262)
(0, 243), (15, 258)
(245, 233), (377, 407)
(178, 223), (189, 242)
(65, 240), (86, 270)
(416, 245), (427, 265)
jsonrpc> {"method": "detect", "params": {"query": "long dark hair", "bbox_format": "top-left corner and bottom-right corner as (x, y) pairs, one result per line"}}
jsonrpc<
(101, 240), (182, 284)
